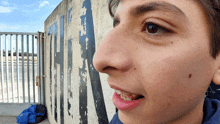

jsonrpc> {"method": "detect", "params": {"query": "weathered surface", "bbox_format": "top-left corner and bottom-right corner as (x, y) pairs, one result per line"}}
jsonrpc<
(44, 0), (115, 124)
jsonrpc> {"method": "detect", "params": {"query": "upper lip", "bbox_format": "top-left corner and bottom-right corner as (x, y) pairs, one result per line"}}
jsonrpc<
(110, 84), (142, 95)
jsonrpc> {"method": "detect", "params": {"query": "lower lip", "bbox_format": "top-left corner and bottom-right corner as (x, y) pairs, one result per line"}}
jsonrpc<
(112, 92), (144, 111)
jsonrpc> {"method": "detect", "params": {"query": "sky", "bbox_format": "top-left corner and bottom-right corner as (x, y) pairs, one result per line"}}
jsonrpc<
(0, 0), (62, 53)
(0, 0), (62, 32)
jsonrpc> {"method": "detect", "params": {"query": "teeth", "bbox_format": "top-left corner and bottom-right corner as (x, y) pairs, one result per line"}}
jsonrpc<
(115, 90), (121, 95)
(120, 94), (123, 98)
(121, 96), (132, 101)
(126, 98), (132, 101)
(115, 89), (141, 101)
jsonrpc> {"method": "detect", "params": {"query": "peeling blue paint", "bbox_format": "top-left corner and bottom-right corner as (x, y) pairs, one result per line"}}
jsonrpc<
(47, 21), (58, 122)
(46, 0), (110, 123)
(54, 25), (58, 123)
(79, 0), (89, 123)
(47, 26), (52, 35)
(68, 7), (73, 24)
(67, 38), (73, 118)
(79, 0), (109, 123)
(53, 22), (57, 32)
(47, 16), (64, 124)
(59, 15), (65, 124)
(50, 34), (53, 115)
(79, 27), (88, 124)
(47, 21), (57, 35)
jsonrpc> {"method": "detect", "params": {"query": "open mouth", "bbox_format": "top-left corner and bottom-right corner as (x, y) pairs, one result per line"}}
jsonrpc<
(136, 95), (144, 99)
(115, 89), (144, 101)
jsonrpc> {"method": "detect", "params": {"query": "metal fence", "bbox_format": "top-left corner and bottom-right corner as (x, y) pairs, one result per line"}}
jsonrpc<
(0, 32), (44, 104)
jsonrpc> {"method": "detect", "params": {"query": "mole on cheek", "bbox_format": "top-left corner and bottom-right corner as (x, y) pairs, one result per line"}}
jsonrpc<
(188, 74), (192, 78)
(134, 68), (136, 70)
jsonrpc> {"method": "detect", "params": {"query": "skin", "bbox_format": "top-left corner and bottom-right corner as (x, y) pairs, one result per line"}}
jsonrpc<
(93, 0), (220, 123)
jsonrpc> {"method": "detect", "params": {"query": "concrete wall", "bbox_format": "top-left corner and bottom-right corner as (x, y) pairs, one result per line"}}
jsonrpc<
(44, 0), (114, 124)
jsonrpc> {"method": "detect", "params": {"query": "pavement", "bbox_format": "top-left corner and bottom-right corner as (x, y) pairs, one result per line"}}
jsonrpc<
(0, 116), (50, 124)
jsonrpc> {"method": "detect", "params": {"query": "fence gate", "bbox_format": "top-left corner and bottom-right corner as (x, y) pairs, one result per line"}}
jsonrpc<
(0, 32), (45, 116)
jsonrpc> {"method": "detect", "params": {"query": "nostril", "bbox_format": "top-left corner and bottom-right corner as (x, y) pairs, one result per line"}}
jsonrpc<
(103, 66), (117, 71)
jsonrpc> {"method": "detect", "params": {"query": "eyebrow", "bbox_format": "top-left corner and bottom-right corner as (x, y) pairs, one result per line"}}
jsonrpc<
(131, 2), (185, 17)
(113, 1), (186, 27)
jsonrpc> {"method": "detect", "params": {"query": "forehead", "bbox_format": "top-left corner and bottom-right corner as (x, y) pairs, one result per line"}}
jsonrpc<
(123, 1), (184, 16)
(114, 0), (202, 19)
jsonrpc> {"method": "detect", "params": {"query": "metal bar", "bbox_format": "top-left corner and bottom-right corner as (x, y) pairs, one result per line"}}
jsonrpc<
(37, 33), (40, 103)
(40, 33), (44, 105)
(39, 33), (42, 104)
(0, 32), (38, 35)
(5, 35), (9, 102)
(27, 35), (30, 103)
(21, 35), (25, 103)
(0, 32), (43, 104)
(32, 35), (35, 103)
(0, 34), (4, 103)
(11, 34), (14, 103)
(16, 34), (20, 103)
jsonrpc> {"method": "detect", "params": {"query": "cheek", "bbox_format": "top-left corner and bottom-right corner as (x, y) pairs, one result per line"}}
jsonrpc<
(133, 47), (214, 119)
(137, 44), (214, 101)
(139, 56), (186, 96)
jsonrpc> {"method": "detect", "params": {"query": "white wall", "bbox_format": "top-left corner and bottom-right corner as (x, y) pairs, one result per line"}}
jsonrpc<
(44, 0), (115, 123)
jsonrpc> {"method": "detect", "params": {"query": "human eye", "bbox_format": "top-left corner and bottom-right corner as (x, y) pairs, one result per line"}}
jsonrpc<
(143, 22), (172, 36)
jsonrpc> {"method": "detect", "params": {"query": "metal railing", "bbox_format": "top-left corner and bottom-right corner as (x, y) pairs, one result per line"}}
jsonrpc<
(0, 32), (44, 104)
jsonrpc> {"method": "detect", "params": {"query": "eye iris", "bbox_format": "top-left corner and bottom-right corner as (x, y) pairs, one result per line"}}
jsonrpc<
(147, 24), (159, 33)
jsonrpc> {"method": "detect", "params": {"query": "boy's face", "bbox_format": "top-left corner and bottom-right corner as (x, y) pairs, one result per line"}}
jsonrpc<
(93, 0), (220, 123)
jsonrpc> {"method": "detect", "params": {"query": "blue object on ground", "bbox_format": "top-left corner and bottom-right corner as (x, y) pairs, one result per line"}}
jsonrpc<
(16, 104), (47, 124)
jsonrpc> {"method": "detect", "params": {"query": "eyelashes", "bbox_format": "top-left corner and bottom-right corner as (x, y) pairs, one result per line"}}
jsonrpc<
(113, 18), (173, 37)
(143, 22), (172, 36)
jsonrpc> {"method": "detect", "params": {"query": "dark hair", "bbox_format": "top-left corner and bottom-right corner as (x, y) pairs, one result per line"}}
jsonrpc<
(108, 0), (120, 17)
(108, 0), (220, 59)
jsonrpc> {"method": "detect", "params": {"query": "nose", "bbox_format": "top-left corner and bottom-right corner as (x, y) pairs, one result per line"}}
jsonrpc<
(93, 27), (133, 74)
